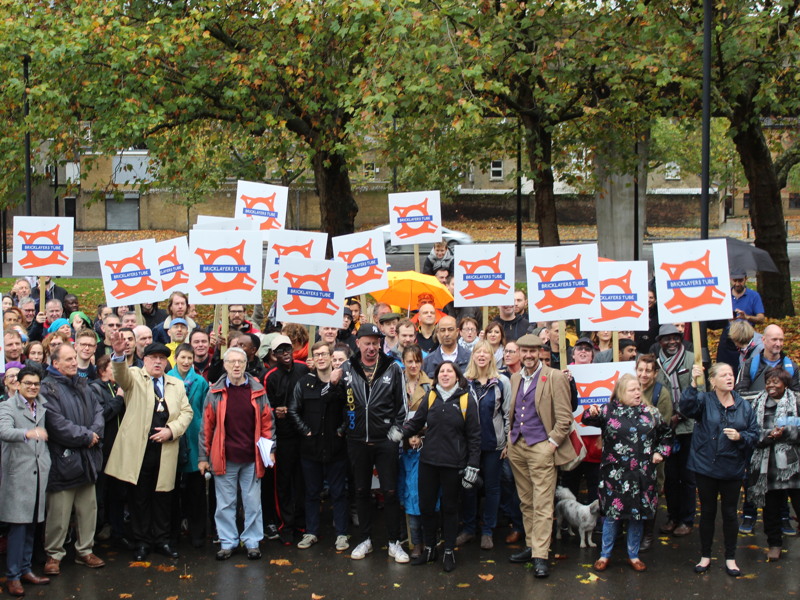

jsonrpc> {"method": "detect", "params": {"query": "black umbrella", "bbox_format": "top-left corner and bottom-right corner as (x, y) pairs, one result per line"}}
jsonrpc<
(713, 236), (779, 274)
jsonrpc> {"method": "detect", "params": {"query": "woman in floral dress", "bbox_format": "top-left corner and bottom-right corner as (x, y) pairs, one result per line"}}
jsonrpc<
(583, 373), (673, 572)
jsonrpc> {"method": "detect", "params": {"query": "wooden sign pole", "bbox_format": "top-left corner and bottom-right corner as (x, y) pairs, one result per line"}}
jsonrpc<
(612, 331), (619, 363)
(413, 244), (420, 273)
(38, 276), (46, 315)
(559, 320), (567, 369)
(221, 305), (229, 354)
(482, 306), (489, 332)
(692, 321), (705, 388)
(134, 304), (144, 326)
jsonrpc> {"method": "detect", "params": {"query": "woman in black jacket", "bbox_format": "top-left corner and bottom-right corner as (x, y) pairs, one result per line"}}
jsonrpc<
(681, 362), (758, 577)
(400, 361), (480, 572)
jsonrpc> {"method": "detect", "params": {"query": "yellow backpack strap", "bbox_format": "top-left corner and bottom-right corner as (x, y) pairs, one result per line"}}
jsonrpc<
(427, 390), (437, 410)
(460, 393), (469, 420)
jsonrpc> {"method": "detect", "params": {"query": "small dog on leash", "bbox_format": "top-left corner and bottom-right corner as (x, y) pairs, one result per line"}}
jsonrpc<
(555, 487), (600, 548)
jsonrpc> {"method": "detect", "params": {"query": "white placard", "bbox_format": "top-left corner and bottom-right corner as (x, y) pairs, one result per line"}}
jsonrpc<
(235, 180), (288, 236)
(13, 217), (74, 277)
(388, 190), (442, 247)
(525, 244), (600, 322)
(453, 244), (515, 308)
(581, 260), (649, 332)
(0, 303), (6, 372)
(98, 239), (161, 308)
(194, 216), (257, 231)
(264, 230), (328, 291)
(189, 230), (263, 304)
(568, 362), (637, 435)
(653, 239), (732, 323)
(276, 257), (346, 328)
(332, 231), (388, 296)
(155, 237), (191, 297)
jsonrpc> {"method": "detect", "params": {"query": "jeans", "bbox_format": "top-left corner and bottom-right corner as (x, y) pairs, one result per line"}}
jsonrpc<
(695, 472), (741, 560)
(214, 461), (263, 550)
(500, 457), (524, 533)
(6, 523), (35, 580)
(461, 449), (503, 535)
(408, 514), (423, 548)
(601, 518), (644, 559)
(664, 433), (696, 525)
(347, 438), (401, 543)
(301, 458), (349, 537)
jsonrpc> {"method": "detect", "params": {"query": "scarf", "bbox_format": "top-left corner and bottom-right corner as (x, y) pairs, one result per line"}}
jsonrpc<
(658, 344), (686, 409)
(749, 389), (800, 507)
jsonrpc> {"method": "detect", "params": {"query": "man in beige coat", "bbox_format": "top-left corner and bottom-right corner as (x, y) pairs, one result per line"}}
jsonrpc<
(106, 333), (193, 561)
(506, 333), (575, 579)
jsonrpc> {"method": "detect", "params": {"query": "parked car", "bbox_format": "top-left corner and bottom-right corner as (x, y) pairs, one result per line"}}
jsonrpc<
(373, 224), (473, 255)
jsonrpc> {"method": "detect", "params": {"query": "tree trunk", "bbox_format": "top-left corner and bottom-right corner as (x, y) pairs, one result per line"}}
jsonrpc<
(731, 119), (794, 318)
(523, 120), (560, 247)
(311, 148), (359, 257)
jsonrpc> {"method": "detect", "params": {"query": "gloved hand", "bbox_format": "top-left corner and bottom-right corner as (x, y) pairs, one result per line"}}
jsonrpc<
(462, 466), (479, 489)
(387, 425), (404, 443)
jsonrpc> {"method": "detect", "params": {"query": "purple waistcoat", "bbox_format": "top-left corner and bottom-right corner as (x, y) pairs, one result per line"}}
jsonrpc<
(510, 372), (548, 446)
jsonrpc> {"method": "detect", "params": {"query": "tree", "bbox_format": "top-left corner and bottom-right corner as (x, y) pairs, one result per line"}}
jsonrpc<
(647, 0), (800, 317)
(28, 1), (421, 238)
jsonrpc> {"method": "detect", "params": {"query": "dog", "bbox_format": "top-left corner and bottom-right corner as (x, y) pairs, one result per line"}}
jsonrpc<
(554, 486), (600, 548)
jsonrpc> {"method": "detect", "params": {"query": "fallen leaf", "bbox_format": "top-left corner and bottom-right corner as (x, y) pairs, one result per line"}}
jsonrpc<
(166, 596), (178, 600)
(742, 574), (758, 580)
(554, 553), (568, 560)
(311, 595), (325, 600)
(483, 559), (495, 564)
(120, 595), (133, 599)
(156, 565), (177, 572)
(292, 568), (304, 574)
(456, 583), (470, 588)
(478, 574), (494, 581)
(393, 583), (401, 588)
(178, 575), (193, 580)
(747, 545), (762, 550)
(234, 564), (248, 568)
(129, 561), (151, 568)
(270, 559), (292, 566)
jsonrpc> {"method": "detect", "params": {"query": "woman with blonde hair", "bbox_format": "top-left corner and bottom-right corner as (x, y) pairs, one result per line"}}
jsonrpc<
(457, 340), (511, 550)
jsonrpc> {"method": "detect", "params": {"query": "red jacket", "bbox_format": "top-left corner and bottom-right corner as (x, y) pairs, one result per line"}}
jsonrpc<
(199, 375), (275, 478)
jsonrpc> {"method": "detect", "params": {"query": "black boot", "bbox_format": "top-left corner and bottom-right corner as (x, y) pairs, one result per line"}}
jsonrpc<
(640, 520), (655, 553)
(411, 545), (438, 566)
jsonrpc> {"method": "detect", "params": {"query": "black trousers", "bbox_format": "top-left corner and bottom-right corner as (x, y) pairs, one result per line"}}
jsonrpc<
(347, 438), (401, 542)
(419, 463), (461, 551)
(129, 443), (171, 547)
(275, 437), (305, 531)
(764, 488), (800, 547)
(695, 472), (741, 560)
(179, 471), (207, 545)
(664, 433), (697, 525)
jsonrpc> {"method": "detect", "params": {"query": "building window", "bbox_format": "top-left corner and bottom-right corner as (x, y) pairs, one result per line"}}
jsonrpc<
(743, 193), (750, 209)
(490, 160), (504, 181)
(664, 162), (681, 180)
(364, 162), (376, 179)
(790, 193), (800, 209)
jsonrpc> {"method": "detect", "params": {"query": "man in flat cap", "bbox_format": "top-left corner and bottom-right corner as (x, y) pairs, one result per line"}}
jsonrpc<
(106, 333), (193, 561)
(506, 333), (575, 579)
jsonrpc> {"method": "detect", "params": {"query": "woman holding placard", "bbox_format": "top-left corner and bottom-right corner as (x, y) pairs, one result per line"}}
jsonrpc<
(584, 374), (673, 572)
(681, 363), (758, 577)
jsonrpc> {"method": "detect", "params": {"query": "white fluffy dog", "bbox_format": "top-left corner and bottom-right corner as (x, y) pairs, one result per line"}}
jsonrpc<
(554, 486), (600, 548)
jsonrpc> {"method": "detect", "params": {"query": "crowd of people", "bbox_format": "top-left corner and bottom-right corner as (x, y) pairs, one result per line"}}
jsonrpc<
(0, 267), (795, 595)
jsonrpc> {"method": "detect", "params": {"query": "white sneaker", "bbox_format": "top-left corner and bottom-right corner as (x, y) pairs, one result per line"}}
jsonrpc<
(388, 540), (409, 563)
(335, 535), (350, 551)
(350, 539), (373, 560)
(297, 534), (318, 549)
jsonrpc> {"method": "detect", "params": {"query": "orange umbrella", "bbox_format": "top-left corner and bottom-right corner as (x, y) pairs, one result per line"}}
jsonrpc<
(370, 271), (454, 313)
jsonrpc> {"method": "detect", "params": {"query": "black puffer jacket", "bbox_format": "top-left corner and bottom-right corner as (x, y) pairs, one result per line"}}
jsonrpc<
(402, 383), (481, 470)
(287, 373), (347, 462)
(41, 367), (104, 492)
(338, 352), (405, 442)
(264, 361), (310, 441)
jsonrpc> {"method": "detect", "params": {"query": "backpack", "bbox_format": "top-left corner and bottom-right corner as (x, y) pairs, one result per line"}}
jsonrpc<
(427, 390), (469, 419)
(652, 381), (663, 407)
(749, 349), (795, 383)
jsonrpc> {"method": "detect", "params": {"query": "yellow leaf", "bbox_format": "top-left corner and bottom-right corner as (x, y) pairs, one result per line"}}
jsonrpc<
(270, 559), (292, 566)
(311, 595), (325, 600)
(478, 574), (494, 581)
(120, 595), (133, 599)
(166, 596), (179, 600)
(292, 568), (304, 574)
(178, 574), (193, 580)
(393, 583), (401, 588)
(456, 583), (470, 588)
(129, 561), (151, 568)
(234, 564), (248, 568)
(156, 565), (177, 572)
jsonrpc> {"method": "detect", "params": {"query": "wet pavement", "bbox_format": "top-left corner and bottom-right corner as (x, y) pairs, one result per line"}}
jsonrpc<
(20, 506), (800, 600)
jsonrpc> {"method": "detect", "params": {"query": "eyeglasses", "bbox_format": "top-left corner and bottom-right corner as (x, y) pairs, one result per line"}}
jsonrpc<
(78, 342), (97, 349)
(225, 359), (246, 365)
(19, 381), (40, 387)
(504, 349), (518, 354)
(312, 352), (330, 358)
(5, 374), (18, 380)
(229, 309), (245, 314)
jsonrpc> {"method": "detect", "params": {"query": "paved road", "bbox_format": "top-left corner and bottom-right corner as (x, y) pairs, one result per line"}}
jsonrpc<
(37, 507), (799, 600)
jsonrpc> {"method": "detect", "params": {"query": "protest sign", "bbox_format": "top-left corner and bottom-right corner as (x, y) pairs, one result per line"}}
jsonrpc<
(525, 244), (600, 322)
(332, 231), (388, 296)
(453, 244), (515, 308)
(264, 230), (328, 290)
(567, 362), (637, 435)
(388, 190), (442, 247)
(235, 180), (288, 234)
(189, 230), (263, 304)
(98, 239), (161, 308)
(13, 217), (74, 277)
(581, 260), (649, 332)
(194, 216), (257, 231)
(155, 237), (191, 297)
(276, 257), (346, 328)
